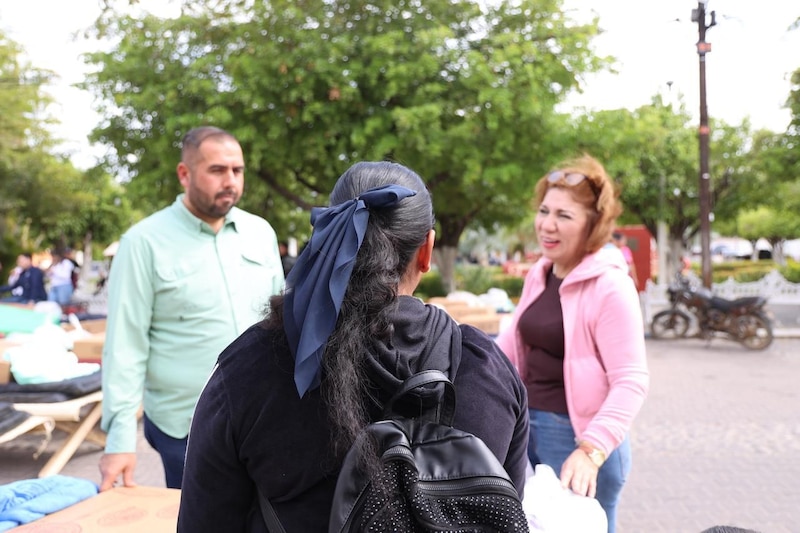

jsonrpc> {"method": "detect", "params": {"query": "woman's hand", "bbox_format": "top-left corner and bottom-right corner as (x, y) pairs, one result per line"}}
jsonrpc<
(559, 448), (600, 498)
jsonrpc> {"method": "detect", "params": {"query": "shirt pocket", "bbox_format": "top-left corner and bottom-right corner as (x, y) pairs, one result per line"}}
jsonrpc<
(236, 249), (281, 314)
(153, 259), (205, 318)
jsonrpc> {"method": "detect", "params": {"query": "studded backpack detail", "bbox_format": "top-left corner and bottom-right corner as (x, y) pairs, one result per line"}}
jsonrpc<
(258, 370), (528, 532)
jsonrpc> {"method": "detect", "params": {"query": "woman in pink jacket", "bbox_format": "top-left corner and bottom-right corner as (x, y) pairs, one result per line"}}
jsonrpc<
(495, 154), (648, 533)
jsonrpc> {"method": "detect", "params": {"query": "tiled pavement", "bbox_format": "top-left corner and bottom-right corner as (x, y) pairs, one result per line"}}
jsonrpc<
(618, 337), (800, 533)
(2, 337), (799, 532)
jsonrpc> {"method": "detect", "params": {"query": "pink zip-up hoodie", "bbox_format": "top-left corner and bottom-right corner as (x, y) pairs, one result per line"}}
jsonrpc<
(495, 248), (649, 456)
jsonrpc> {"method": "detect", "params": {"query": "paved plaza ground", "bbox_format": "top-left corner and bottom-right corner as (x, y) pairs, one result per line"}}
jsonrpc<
(2, 337), (799, 532)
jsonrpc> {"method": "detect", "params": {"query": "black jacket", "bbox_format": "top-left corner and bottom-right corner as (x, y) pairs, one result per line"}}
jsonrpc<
(0, 267), (47, 302)
(178, 296), (529, 532)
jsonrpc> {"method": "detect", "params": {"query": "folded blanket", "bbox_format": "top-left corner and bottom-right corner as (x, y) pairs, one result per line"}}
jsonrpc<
(0, 371), (101, 404)
(0, 403), (29, 434)
(0, 475), (98, 531)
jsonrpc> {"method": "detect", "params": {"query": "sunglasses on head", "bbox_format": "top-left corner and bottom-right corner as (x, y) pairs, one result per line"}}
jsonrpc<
(547, 171), (588, 185)
(547, 170), (600, 197)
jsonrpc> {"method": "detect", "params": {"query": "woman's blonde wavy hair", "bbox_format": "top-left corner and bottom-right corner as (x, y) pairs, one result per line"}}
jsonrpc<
(533, 153), (623, 254)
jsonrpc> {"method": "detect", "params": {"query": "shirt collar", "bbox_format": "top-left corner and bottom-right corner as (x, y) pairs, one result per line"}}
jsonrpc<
(172, 194), (239, 234)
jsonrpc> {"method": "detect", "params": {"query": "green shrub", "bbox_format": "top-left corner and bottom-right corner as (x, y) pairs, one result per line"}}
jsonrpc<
(415, 265), (526, 300)
(707, 260), (775, 283)
(491, 275), (525, 299)
(455, 264), (496, 295)
(780, 259), (800, 283)
(415, 270), (446, 300)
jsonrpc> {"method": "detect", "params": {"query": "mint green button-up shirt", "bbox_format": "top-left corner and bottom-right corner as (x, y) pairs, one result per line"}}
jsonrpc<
(101, 195), (284, 453)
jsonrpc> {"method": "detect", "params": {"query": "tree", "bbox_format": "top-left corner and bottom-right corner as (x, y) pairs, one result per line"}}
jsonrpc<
(0, 31), (129, 273)
(0, 31), (66, 263)
(52, 165), (138, 280)
(0, 32), (47, 262)
(83, 0), (607, 292)
(565, 96), (767, 277)
(789, 67), (800, 137)
(737, 200), (800, 266)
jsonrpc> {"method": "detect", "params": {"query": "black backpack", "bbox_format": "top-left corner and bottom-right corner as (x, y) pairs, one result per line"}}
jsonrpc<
(258, 369), (529, 532)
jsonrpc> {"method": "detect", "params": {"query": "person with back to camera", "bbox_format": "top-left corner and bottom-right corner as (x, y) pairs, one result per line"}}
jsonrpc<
(99, 126), (285, 491)
(177, 161), (530, 532)
(494, 154), (649, 533)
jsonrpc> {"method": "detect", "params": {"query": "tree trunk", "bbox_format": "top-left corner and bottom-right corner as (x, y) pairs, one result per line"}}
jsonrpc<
(81, 231), (94, 288)
(434, 246), (458, 294)
(667, 237), (685, 281)
(434, 215), (470, 295)
(771, 239), (785, 266)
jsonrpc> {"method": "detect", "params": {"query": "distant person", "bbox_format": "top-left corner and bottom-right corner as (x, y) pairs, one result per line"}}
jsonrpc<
(279, 240), (297, 276)
(612, 231), (639, 289)
(177, 161), (529, 531)
(681, 255), (692, 275)
(47, 250), (76, 307)
(99, 126), (285, 491)
(495, 154), (649, 533)
(0, 253), (47, 304)
(5, 262), (23, 298)
(64, 248), (81, 290)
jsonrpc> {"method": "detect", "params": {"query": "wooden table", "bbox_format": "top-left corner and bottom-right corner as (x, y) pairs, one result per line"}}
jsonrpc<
(14, 390), (105, 477)
(10, 486), (181, 532)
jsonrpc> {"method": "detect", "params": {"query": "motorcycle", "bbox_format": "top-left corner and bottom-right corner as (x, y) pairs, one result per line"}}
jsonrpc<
(650, 272), (773, 350)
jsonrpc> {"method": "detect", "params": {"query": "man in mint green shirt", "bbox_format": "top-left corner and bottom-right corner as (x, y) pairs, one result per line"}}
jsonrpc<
(99, 126), (284, 490)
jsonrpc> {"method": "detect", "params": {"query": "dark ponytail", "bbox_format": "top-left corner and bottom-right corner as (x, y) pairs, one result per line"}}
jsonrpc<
(322, 162), (434, 456)
(266, 161), (434, 458)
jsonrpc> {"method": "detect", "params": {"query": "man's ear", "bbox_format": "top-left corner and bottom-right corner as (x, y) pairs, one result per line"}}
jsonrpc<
(177, 162), (190, 189)
(417, 229), (435, 273)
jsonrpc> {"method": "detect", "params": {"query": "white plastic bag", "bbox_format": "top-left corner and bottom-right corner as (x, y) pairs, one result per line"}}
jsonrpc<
(522, 462), (608, 533)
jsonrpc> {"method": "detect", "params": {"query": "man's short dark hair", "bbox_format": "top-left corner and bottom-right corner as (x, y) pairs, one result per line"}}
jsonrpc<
(181, 126), (238, 164)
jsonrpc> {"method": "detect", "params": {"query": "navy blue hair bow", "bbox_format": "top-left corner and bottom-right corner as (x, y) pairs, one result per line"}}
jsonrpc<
(284, 184), (417, 397)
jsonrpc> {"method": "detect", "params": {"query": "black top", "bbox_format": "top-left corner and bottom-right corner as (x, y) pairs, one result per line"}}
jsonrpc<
(518, 268), (568, 413)
(178, 296), (529, 532)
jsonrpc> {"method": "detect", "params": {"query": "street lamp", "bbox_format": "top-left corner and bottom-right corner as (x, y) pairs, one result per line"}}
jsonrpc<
(692, 0), (716, 288)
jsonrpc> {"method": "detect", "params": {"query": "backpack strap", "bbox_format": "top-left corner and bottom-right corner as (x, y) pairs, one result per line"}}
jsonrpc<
(383, 369), (456, 425)
(257, 487), (287, 533)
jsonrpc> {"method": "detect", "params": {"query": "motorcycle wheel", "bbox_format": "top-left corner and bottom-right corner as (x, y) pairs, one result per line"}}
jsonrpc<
(651, 310), (691, 339)
(737, 312), (773, 350)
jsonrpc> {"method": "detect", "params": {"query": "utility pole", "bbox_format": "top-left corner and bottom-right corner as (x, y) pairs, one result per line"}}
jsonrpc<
(657, 81), (673, 286)
(693, 1), (716, 288)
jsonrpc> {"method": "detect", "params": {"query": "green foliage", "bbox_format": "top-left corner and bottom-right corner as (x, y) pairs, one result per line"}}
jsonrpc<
(708, 260), (776, 284)
(563, 96), (763, 249)
(738, 206), (800, 245)
(491, 275), (525, 299)
(454, 264), (496, 297)
(0, 31), (111, 255)
(415, 264), (524, 300)
(414, 270), (447, 301)
(81, 0), (609, 288)
(780, 259), (800, 283)
(708, 260), (800, 285)
(787, 67), (800, 136)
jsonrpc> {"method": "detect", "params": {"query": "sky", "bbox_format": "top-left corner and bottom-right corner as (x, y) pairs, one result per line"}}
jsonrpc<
(1, 1), (799, 170)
